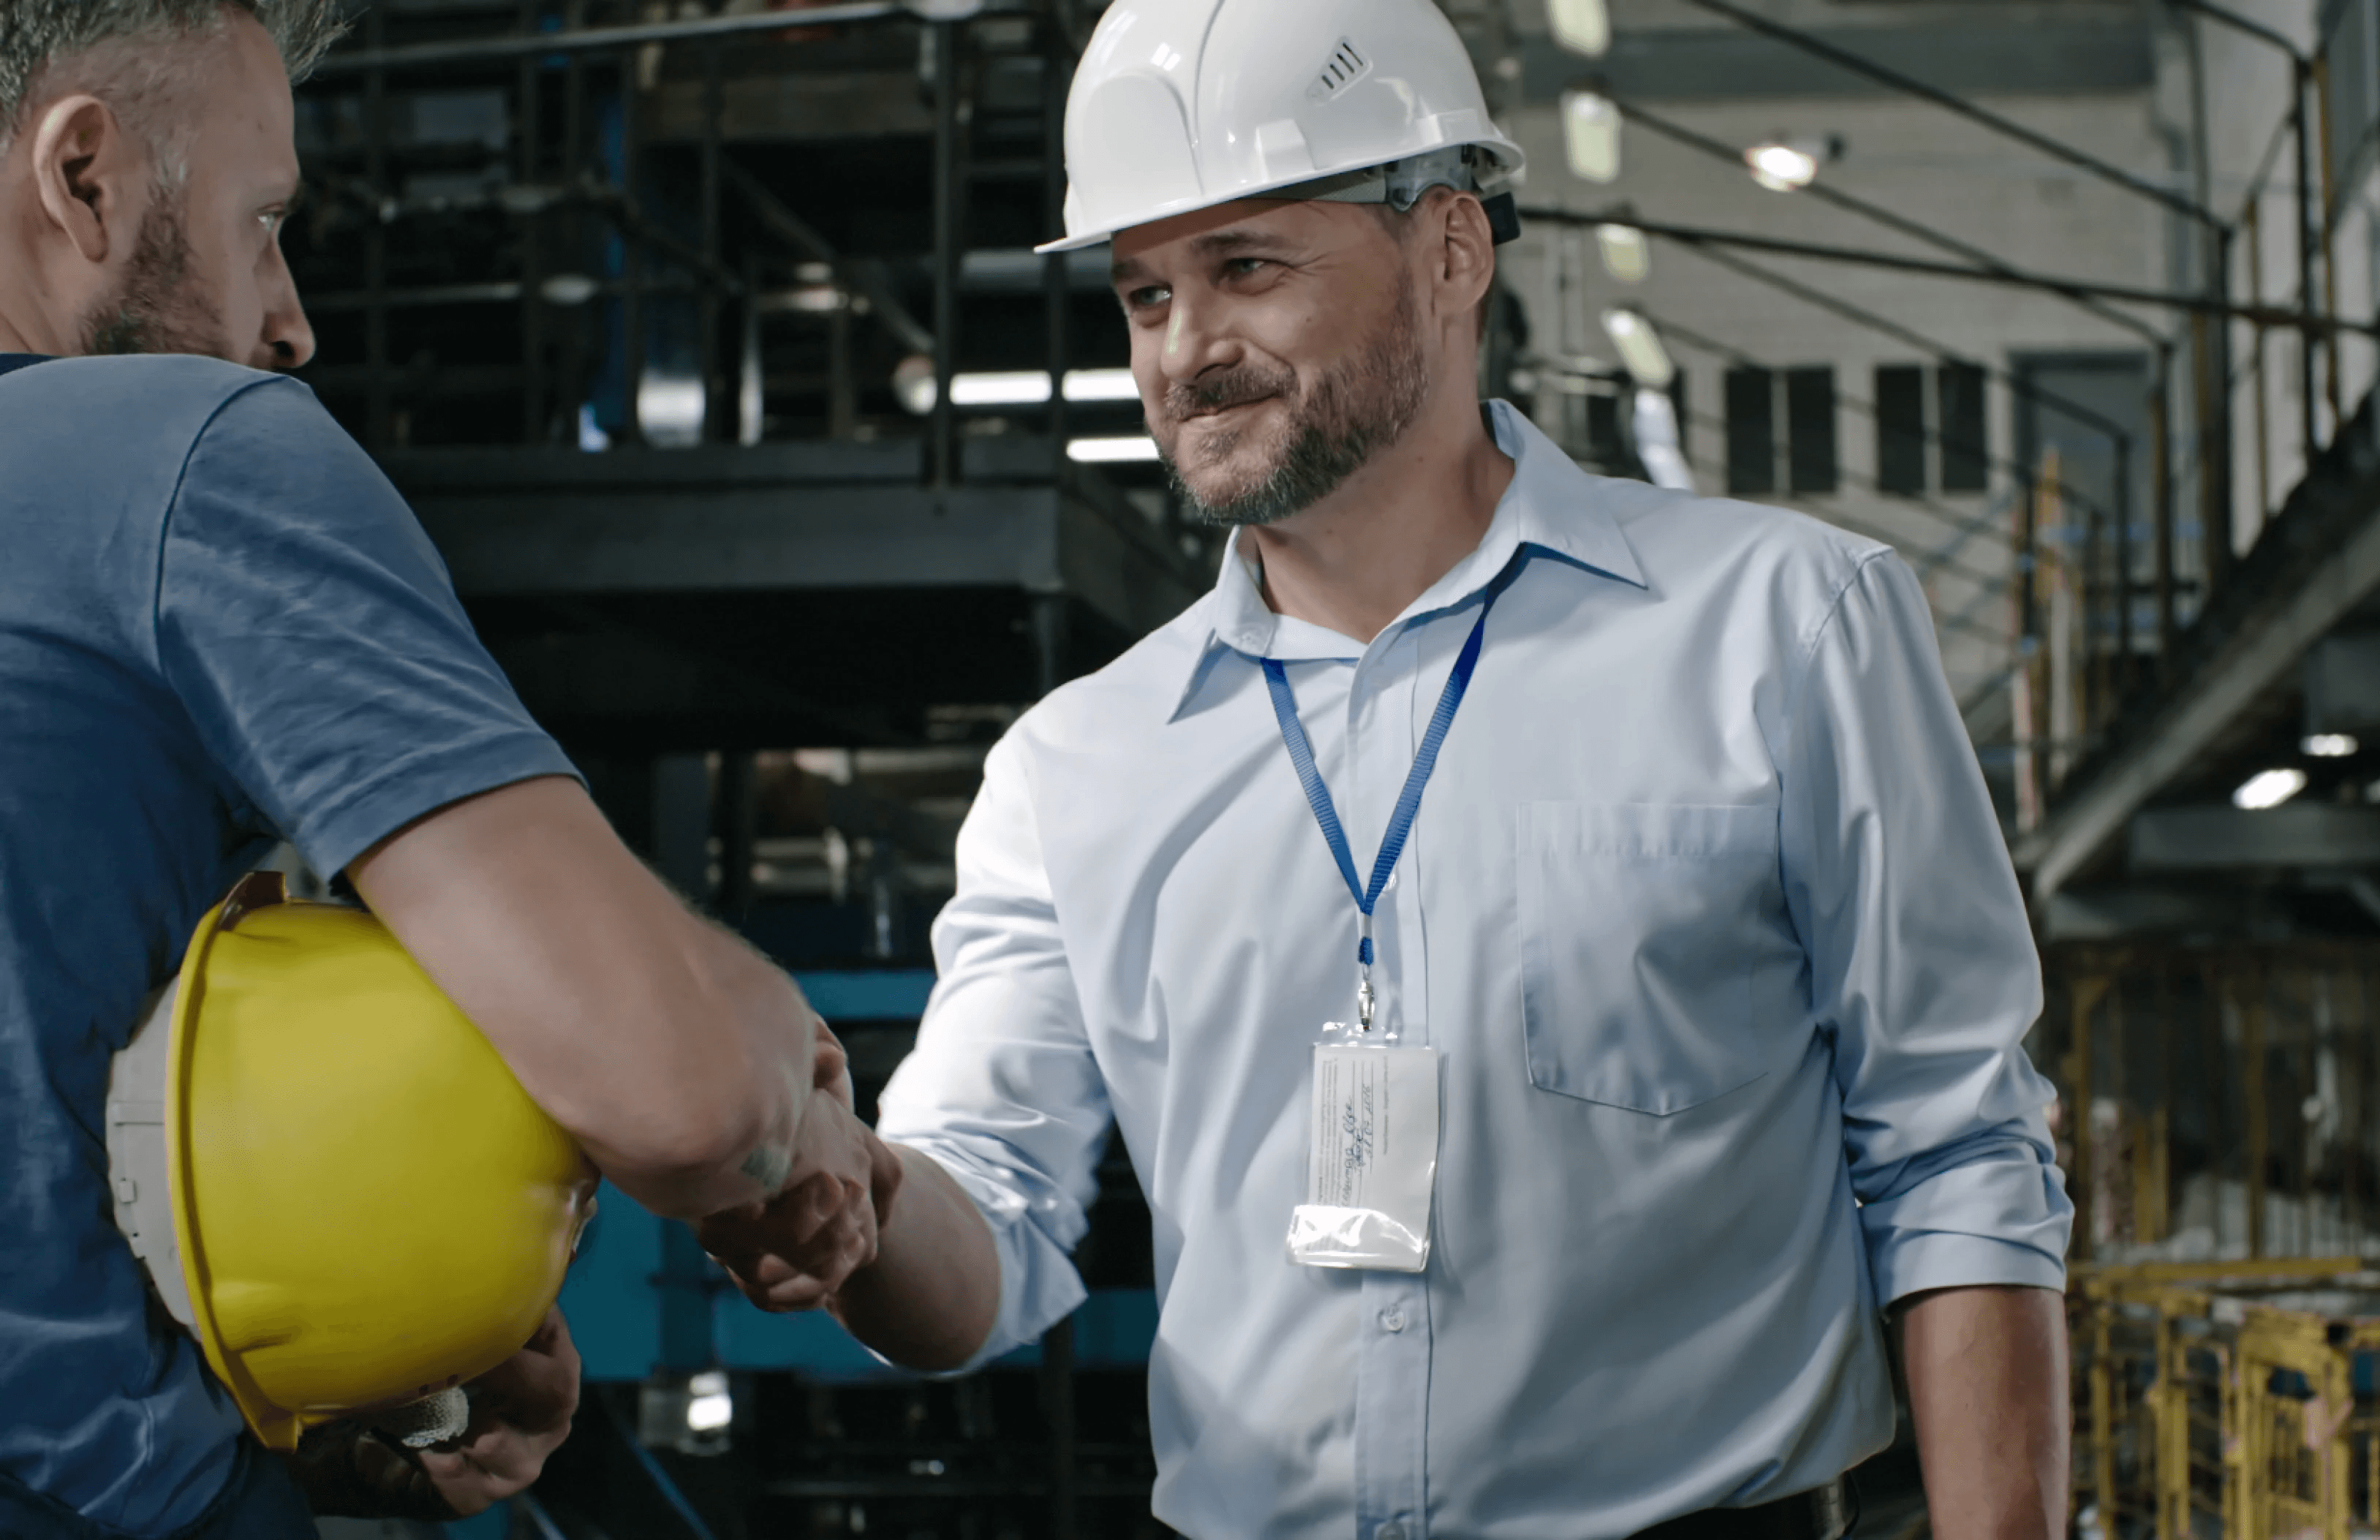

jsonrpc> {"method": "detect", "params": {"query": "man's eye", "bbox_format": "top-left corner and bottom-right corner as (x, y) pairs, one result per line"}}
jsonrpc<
(1129, 284), (1171, 309)
(1224, 257), (1268, 277)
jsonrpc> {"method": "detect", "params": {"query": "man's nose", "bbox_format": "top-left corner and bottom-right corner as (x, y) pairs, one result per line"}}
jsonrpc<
(257, 302), (314, 371)
(1155, 291), (1239, 388)
(255, 255), (315, 371)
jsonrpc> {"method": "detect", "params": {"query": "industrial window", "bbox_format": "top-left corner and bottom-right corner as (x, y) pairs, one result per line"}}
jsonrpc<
(1724, 368), (1774, 497)
(1786, 367), (1837, 494)
(1938, 362), (1988, 491)
(1727, 366), (1837, 497)
(2324, 0), (2378, 197)
(1873, 361), (1990, 494)
(1875, 365), (1927, 494)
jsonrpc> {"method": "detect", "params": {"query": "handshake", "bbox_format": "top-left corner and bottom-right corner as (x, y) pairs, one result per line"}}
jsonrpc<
(698, 1021), (908, 1315)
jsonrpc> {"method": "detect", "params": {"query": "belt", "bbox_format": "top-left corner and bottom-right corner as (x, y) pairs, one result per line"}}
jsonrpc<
(1630, 1478), (1855, 1540)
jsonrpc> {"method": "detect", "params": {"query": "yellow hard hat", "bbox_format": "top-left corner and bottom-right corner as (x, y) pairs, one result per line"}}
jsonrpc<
(108, 872), (594, 1452)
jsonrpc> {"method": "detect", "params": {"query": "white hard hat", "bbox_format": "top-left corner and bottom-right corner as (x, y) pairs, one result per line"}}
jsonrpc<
(1036, 0), (1528, 254)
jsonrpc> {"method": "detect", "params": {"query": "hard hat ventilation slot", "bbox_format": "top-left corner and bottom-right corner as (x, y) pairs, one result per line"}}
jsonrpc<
(1309, 39), (1372, 103)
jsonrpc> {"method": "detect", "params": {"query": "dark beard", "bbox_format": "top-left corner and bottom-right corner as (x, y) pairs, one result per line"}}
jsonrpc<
(1160, 284), (1434, 529)
(79, 196), (228, 360)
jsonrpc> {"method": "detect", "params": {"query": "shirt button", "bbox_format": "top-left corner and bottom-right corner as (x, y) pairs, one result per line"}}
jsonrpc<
(1380, 1307), (1406, 1333)
(1379, 1523), (1409, 1540)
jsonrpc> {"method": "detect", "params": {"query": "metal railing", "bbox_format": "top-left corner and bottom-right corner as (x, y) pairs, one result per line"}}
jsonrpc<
(2070, 1262), (2380, 1540)
(292, 0), (1100, 499)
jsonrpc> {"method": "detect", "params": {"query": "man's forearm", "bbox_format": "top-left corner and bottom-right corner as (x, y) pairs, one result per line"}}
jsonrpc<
(828, 1145), (1002, 1372)
(351, 777), (823, 1220)
(1896, 1284), (2069, 1540)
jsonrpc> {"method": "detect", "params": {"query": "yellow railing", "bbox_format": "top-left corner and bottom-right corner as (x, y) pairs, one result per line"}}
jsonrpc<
(2071, 1260), (2380, 1539)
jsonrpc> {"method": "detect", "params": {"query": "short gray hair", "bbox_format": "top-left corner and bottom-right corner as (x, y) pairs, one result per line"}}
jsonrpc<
(0, 1), (347, 178)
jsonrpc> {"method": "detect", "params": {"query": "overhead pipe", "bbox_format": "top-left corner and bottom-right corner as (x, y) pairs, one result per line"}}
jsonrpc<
(1519, 205), (2376, 336)
(309, 1), (910, 74)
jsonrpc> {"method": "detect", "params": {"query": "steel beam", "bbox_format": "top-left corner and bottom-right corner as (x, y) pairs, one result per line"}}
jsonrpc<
(310, 1), (905, 74)
(2036, 886), (2247, 942)
(2014, 401), (2380, 897)
(426, 483), (1059, 592)
(1521, 208), (2373, 336)
(2129, 804), (2380, 869)
(1516, 19), (2151, 104)
(384, 443), (1206, 642)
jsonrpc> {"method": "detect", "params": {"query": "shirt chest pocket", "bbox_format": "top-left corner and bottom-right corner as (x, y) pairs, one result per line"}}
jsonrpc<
(1516, 801), (1780, 1114)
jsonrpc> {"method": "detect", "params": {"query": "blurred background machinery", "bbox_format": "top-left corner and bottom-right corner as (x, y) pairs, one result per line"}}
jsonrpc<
(271, 0), (2380, 1534)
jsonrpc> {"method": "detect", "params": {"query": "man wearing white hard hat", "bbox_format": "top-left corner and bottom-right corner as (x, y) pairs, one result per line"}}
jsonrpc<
(704, 3), (2072, 1537)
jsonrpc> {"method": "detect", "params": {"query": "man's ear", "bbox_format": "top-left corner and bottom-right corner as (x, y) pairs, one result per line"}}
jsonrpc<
(1425, 187), (1497, 333)
(29, 95), (146, 265)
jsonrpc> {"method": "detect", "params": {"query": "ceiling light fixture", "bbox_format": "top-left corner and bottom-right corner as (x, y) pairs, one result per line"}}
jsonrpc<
(1060, 368), (1141, 402)
(1067, 434), (1163, 464)
(891, 354), (938, 416)
(2302, 732), (2360, 758)
(539, 273), (598, 306)
(1562, 91), (1622, 184)
(950, 370), (1054, 407)
(1599, 307), (1675, 388)
(1548, 0), (1610, 58)
(903, 368), (1142, 412)
(1745, 141), (1819, 192)
(1595, 222), (1650, 283)
(2233, 767), (2309, 810)
(779, 284), (848, 314)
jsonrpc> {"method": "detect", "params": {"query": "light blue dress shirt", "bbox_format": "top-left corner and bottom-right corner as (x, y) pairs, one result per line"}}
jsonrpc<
(875, 400), (2071, 1540)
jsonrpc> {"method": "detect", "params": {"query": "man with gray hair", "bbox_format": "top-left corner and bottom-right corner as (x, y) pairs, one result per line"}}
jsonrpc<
(0, 4), (903, 1536)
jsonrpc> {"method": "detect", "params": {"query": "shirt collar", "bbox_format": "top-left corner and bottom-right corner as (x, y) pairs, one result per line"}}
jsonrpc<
(0, 355), (53, 381)
(1172, 399), (1647, 716)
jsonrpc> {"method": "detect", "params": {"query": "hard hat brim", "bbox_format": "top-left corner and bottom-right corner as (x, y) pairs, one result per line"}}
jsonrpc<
(165, 885), (292, 1447)
(1032, 135), (1527, 256)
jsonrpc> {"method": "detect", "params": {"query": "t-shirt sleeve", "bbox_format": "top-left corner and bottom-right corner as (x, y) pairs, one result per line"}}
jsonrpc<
(154, 375), (578, 879)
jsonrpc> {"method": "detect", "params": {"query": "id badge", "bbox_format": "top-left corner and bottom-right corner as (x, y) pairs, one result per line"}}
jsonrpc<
(1287, 1040), (1440, 1272)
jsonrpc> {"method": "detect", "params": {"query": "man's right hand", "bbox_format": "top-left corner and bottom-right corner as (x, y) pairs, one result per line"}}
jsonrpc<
(700, 1092), (905, 1312)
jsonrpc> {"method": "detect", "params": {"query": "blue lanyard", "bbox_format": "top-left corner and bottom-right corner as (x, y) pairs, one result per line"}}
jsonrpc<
(1261, 591), (1497, 1032)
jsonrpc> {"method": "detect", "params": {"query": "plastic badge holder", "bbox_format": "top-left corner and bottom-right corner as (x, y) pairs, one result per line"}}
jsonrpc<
(1287, 1034), (1439, 1272)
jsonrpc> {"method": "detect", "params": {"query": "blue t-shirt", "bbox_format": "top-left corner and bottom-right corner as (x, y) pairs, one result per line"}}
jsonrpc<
(0, 354), (577, 1535)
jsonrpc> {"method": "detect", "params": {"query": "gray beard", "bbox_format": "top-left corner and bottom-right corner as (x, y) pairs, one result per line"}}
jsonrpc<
(80, 196), (227, 360)
(1163, 290), (1433, 528)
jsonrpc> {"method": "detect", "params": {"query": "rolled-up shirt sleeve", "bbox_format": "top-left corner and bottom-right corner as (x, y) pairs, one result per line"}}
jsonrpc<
(874, 729), (1110, 1367)
(1778, 551), (2073, 1304)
